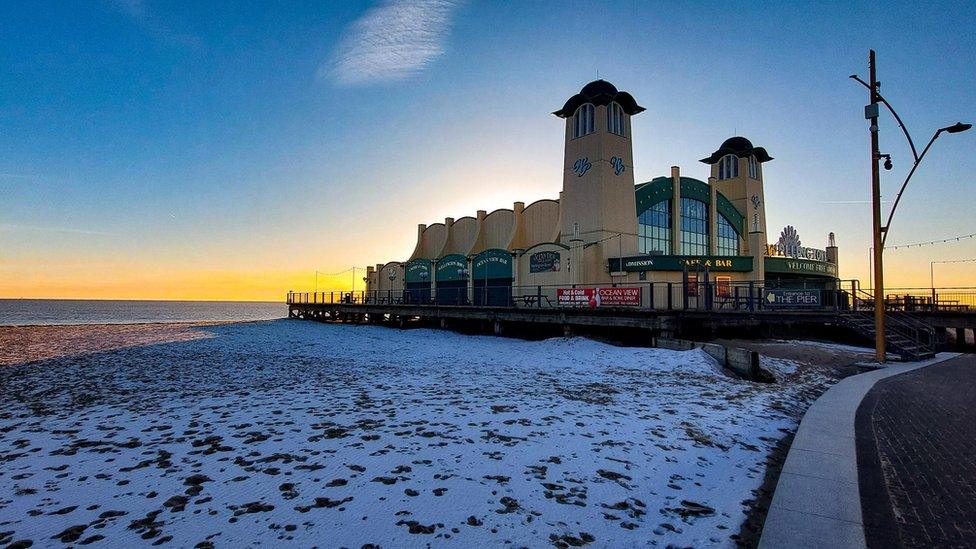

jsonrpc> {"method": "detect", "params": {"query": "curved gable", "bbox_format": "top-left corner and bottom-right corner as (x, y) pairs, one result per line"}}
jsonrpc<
(441, 216), (478, 256)
(520, 199), (560, 248)
(481, 209), (515, 250)
(419, 223), (447, 259)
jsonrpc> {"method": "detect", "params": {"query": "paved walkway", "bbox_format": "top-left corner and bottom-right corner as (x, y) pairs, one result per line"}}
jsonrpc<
(857, 353), (976, 548)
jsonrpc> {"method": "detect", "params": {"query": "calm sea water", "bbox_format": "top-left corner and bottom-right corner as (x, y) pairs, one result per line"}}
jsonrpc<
(0, 299), (287, 326)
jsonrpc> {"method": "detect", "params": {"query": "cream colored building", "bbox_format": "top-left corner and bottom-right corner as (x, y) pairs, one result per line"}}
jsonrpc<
(365, 80), (838, 307)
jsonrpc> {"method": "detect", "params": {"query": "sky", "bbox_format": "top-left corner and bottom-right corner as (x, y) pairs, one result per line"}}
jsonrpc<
(1, 0), (974, 301)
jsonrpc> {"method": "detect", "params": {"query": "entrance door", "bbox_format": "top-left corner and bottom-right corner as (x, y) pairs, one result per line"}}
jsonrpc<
(436, 280), (468, 305)
(473, 278), (513, 307)
(404, 282), (431, 304)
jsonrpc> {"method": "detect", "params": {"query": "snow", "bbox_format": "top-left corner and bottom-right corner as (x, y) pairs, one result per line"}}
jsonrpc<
(0, 320), (833, 547)
(760, 357), (799, 382)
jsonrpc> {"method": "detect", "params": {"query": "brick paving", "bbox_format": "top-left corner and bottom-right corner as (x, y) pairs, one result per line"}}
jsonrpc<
(856, 354), (976, 549)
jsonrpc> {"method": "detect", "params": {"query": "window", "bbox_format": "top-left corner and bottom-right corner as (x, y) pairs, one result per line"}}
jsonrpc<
(638, 200), (671, 255)
(716, 214), (740, 256)
(607, 102), (625, 136)
(718, 154), (739, 180)
(572, 103), (595, 138)
(715, 276), (732, 298)
(748, 155), (759, 179)
(680, 198), (709, 255)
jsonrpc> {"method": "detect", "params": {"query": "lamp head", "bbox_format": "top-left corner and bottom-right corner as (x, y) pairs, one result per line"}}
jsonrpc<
(944, 122), (972, 134)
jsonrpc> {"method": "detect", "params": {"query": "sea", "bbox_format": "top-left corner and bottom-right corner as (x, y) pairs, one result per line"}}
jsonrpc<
(0, 299), (288, 326)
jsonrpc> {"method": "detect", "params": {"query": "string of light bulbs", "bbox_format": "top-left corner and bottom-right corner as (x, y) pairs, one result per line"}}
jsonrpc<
(315, 266), (366, 276)
(886, 232), (976, 250)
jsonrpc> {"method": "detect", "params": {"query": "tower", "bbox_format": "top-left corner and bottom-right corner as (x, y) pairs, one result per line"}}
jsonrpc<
(553, 80), (645, 283)
(701, 137), (773, 275)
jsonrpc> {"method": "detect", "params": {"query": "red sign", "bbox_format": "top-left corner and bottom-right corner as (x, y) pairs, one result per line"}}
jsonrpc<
(557, 287), (641, 308)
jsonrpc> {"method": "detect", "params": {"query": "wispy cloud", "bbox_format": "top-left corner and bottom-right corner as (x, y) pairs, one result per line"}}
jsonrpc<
(821, 200), (893, 205)
(113, 0), (147, 19)
(324, 0), (462, 86)
(110, 0), (203, 50)
(0, 223), (114, 237)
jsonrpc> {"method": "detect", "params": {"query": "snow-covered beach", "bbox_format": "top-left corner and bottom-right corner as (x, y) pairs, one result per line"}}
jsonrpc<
(0, 320), (835, 547)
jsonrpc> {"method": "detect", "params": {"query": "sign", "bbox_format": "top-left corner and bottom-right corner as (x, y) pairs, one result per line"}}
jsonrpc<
(405, 259), (432, 283)
(473, 249), (513, 280)
(557, 287), (641, 308)
(764, 289), (822, 308)
(435, 254), (467, 281)
(764, 257), (838, 277)
(610, 156), (625, 175)
(573, 157), (591, 177)
(608, 255), (753, 272)
(767, 225), (828, 262)
(529, 251), (561, 273)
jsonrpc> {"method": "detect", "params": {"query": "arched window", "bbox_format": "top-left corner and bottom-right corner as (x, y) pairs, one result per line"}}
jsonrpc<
(718, 154), (739, 180)
(680, 198), (709, 255)
(638, 200), (671, 255)
(572, 103), (595, 138)
(716, 214), (740, 256)
(748, 155), (759, 179)
(607, 102), (625, 136)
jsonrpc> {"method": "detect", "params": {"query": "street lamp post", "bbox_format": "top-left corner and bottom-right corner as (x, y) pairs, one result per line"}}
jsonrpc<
(866, 50), (886, 363)
(850, 50), (971, 363)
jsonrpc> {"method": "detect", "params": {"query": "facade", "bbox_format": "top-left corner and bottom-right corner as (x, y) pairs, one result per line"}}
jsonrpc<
(365, 80), (839, 306)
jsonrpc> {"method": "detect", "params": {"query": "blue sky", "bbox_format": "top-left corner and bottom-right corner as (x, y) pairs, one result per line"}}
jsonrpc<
(1, 0), (974, 299)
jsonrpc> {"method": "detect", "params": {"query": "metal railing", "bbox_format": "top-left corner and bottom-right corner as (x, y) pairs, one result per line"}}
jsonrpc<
(286, 278), (866, 313)
(849, 286), (976, 312)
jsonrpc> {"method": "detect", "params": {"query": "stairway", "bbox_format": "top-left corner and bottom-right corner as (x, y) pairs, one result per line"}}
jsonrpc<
(840, 311), (936, 361)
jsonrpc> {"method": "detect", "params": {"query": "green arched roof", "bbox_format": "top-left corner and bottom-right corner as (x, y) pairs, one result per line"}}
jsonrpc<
(635, 176), (745, 235)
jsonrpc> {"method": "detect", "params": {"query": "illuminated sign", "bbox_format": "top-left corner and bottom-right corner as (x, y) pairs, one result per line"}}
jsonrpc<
(608, 255), (753, 272)
(765, 257), (838, 277)
(768, 225), (828, 262)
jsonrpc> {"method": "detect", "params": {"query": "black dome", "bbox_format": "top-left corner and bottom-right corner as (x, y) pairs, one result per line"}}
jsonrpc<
(579, 79), (619, 97)
(720, 136), (754, 151)
(700, 136), (773, 164)
(553, 80), (645, 118)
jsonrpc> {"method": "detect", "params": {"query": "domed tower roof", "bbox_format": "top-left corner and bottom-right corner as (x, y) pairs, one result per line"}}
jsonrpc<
(700, 136), (773, 164)
(552, 80), (645, 118)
